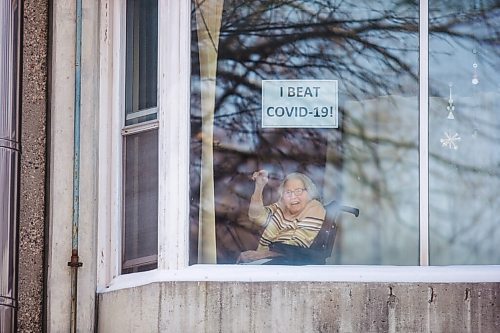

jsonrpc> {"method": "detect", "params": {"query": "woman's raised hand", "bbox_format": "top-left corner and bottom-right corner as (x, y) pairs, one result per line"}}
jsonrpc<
(252, 170), (269, 187)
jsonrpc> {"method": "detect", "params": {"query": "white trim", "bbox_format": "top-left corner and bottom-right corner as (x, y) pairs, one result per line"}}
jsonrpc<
(97, 0), (126, 289)
(114, 0), (127, 280)
(121, 119), (159, 135)
(97, 0), (112, 289)
(99, 265), (500, 292)
(157, 0), (191, 270)
(419, 0), (429, 266)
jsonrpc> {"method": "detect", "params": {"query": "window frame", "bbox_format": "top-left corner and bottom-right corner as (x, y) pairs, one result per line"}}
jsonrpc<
(97, 0), (191, 287)
(118, 0), (160, 274)
(121, 121), (159, 272)
(419, 0), (429, 266)
(96, 0), (499, 291)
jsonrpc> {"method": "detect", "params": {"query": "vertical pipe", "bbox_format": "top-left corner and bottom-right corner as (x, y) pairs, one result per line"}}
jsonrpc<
(0, 0), (22, 332)
(67, 1), (83, 332)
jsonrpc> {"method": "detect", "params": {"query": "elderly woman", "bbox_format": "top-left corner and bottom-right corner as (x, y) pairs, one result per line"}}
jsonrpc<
(237, 170), (326, 264)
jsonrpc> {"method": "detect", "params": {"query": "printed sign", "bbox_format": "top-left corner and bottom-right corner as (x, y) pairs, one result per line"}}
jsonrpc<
(261, 80), (338, 128)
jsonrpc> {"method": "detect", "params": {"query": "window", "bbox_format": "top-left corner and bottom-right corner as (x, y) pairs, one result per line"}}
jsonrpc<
(189, 0), (500, 266)
(428, 1), (500, 264)
(121, 0), (159, 274)
(190, 0), (420, 265)
(98, 1), (499, 288)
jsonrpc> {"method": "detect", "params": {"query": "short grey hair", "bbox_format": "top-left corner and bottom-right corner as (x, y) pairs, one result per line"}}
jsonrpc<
(278, 172), (321, 202)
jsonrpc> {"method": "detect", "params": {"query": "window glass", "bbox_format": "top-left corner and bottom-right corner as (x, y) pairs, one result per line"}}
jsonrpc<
(123, 130), (159, 273)
(125, 0), (158, 126)
(429, 1), (500, 264)
(190, 0), (419, 265)
(122, 0), (159, 273)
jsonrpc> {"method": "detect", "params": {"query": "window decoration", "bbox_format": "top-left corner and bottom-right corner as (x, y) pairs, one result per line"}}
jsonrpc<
(471, 49), (479, 86)
(440, 83), (461, 150)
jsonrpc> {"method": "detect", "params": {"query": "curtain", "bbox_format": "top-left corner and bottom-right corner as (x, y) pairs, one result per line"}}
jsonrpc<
(195, 0), (224, 263)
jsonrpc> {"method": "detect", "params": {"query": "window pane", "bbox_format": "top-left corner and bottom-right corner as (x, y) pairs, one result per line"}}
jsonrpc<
(429, 2), (500, 264)
(190, 0), (419, 265)
(123, 129), (158, 272)
(125, 0), (158, 126)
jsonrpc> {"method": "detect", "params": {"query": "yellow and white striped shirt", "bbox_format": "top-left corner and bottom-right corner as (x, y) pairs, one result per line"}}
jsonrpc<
(256, 200), (326, 251)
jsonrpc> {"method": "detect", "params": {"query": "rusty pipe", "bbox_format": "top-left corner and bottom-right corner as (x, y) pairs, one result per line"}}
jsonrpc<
(67, 0), (83, 332)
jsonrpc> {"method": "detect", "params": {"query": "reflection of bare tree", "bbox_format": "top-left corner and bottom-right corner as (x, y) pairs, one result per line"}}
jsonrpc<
(190, 0), (500, 264)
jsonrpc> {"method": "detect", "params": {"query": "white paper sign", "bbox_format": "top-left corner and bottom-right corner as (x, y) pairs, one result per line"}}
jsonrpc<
(261, 80), (338, 128)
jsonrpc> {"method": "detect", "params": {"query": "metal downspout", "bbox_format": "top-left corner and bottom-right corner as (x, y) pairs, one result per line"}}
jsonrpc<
(67, 1), (83, 332)
(0, 0), (22, 332)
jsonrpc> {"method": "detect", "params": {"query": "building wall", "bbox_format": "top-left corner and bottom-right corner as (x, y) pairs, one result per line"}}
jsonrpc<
(40, 1), (500, 332)
(44, 0), (99, 331)
(98, 281), (500, 332)
(18, 0), (49, 332)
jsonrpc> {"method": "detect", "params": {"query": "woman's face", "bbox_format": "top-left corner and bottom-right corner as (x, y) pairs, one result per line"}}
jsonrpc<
(281, 178), (310, 216)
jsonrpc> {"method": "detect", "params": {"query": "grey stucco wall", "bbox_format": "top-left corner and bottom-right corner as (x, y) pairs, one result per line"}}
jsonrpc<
(19, 0), (49, 332)
(98, 281), (500, 332)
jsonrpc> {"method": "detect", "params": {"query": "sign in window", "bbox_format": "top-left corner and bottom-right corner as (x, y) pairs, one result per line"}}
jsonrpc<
(262, 80), (338, 128)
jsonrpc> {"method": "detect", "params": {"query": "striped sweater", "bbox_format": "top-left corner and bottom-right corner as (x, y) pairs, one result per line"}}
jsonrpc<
(256, 200), (326, 251)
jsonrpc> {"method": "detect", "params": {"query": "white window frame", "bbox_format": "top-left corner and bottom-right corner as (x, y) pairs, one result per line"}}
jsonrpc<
(97, 0), (190, 288)
(419, 0), (430, 266)
(97, 0), (500, 291)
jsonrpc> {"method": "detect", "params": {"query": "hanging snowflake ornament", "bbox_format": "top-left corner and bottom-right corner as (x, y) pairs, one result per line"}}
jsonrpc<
(440, 83), (460, 150)
(446, 83), (455, 119)
(440, 131), (461, 150)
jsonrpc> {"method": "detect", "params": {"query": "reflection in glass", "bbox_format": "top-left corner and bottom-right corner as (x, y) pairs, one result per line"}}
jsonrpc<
(191, 0), (419, 265)
(429, 2), (500, 264)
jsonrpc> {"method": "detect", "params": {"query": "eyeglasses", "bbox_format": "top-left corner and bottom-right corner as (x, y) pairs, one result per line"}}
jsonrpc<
(283, 188), (307, 197)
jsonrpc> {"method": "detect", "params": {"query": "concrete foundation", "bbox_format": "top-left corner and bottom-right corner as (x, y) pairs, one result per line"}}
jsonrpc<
(98, 281), (500, 332)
